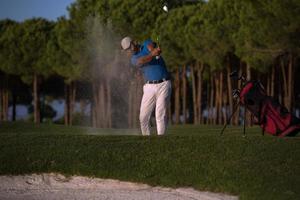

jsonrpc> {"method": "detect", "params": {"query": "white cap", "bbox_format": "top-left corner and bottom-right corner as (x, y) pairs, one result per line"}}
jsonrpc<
(121, 36), (132, 50)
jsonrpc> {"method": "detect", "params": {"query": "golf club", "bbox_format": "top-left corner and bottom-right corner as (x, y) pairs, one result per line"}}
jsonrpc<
(156, 3), (168, 60)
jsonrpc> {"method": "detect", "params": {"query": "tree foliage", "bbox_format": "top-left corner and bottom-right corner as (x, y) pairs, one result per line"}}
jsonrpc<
(0, 20), (23, 75)
(154, 4), (202, 68)
(234, 0), (300, 70)
(47, 17), (85, 83)
(18, 18), (54, 83)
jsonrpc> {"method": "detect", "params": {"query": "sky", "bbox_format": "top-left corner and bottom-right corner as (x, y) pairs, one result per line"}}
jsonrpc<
(0, 0), (75, 22)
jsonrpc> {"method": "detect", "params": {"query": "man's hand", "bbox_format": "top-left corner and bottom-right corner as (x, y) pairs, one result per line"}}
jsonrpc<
(136, 47), (161, 66)
(150, 47), (161, 57)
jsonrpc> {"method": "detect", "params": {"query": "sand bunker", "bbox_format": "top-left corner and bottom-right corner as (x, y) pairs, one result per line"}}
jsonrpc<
(0, 173), (238, 200)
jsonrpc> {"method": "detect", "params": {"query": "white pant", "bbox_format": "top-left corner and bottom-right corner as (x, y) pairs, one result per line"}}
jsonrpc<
(139, 80), (171, 135)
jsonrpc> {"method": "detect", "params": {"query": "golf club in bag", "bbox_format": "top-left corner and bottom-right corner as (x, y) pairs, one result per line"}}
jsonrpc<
(220, 71), (300, 137)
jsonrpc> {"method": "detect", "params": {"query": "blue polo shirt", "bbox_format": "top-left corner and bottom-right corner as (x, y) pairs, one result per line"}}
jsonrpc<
(131, 39), (170, 81)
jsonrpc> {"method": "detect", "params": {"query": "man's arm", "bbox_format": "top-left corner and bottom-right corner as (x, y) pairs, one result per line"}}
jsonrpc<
(132, 48), (161, 67)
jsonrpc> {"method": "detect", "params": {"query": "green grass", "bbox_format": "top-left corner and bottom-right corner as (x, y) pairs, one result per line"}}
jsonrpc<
(0, 122), (300, 200)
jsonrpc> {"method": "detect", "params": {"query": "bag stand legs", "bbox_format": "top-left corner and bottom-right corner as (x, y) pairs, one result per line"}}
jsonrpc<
(220, 100), (248, 136)
(220, 101), (241, 135)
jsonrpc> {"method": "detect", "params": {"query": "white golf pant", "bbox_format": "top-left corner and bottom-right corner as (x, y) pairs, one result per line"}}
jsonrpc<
(140, 80), (171, 135)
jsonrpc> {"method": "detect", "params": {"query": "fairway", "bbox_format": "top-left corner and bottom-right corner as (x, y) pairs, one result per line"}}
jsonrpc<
(0, 122), (299, 200)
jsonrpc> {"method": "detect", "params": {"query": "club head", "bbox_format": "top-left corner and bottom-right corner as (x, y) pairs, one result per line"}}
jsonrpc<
(230, 70), (239, 79)
(232, 89), (240, 99)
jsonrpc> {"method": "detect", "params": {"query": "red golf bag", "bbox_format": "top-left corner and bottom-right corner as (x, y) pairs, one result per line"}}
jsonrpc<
(239, 81), (300, 137)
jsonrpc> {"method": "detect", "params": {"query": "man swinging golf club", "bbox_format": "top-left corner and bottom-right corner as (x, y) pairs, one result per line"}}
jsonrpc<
(121, 37), (171, 136)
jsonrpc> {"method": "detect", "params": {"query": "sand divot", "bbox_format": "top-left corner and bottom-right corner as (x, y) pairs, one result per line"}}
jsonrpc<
(0, 173), (238, 200)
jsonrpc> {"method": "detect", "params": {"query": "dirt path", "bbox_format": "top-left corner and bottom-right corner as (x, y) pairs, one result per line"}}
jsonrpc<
(0, 173), (238, 200)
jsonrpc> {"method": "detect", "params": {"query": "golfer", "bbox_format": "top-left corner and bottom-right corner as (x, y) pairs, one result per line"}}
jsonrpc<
(121, 37), (171, 136)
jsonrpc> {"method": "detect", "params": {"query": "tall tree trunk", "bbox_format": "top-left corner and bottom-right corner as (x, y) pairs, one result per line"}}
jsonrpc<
(191, 65), (198, 124)
(266, 72), (271, 96)
(1, 89), (9, 122)
(69, 81), (76, 126)
(1, 77), (4, 122)
(210, 75), (215, 125)
(3, 90), (8, 122)
(106, 80), (112, 128)
(271, 67), (275, 97)
(128, 82), (133, 128)
(175, 68), (181, 124)
(246, 63), (252, 126)
(33, 73), (40, 124)
(64, 83), (70, 125)
(132, 81), (138, 128)
(223, 89), (228, 124)
(80, 99), (86, 115)
(92, 82), (100, 128)
(220, 72), (226, 124)
(205, 79), (210, 124)
(96, 83), (101, 127)
(182, 65), (187, 124)
(100, 82), (105, 128)
(104, 81), (108, 127)
(0, 83), (2, 121)
(0, 76), (4, 121)
(220, 72), (225, 124)
(197, 62), (204, 124)
(92, 83), (96, 127)
(132, 74), (143, 128)
(4, 89), (8, 121)
(128, 80), (137, 128)
(12, 92), (17, 121)
(233, 65), (243, 125)
(1, 75), (9, 122)
(92, 80), (107, 128)
(287, 54), (293, 111)
(281, 58), (288, 108)
(208, 76), (213, 124)
(226, 61), (233, 124)
(130, 72), (143, 128)
(277, 65), (284, 105)
(215, 73), (220, 125)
